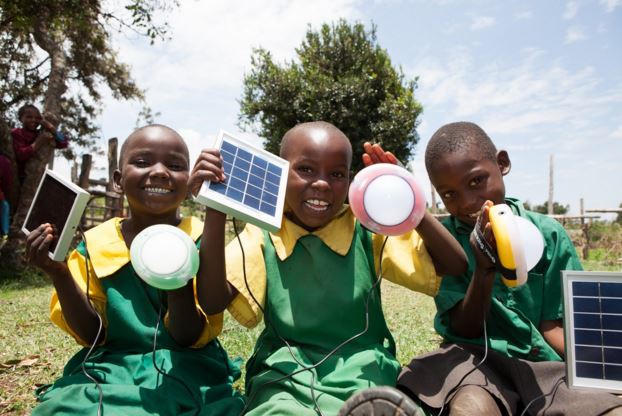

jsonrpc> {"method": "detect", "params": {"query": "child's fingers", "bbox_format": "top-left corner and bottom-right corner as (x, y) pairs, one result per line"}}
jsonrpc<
(362, 153), (373, 167)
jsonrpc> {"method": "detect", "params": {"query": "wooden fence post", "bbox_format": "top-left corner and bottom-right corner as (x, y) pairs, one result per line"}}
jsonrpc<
(580, 198), (589, 259)
(105, 138), (123, 219)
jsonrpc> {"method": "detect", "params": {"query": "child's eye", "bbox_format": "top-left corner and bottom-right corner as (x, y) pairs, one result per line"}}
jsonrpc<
(297, 166), (313, 174)
(469, 176), (484, 187)
(442, 191), (454, 200)
(332, 171), (346, 179)
(132, 159), (150, 168)
(168, 162), (187, 171)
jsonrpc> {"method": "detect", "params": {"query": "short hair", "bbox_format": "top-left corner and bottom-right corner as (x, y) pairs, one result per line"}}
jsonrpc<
(119, 124), (187, 167)
(425, 122), (497, 170)
(280, 121), (350, 157)
(17, 104), (40, 120)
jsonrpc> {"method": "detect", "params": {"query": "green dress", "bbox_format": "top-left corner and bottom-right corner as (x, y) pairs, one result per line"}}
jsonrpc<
(33, 242), (245, 416)
(244, 222), (400, 415)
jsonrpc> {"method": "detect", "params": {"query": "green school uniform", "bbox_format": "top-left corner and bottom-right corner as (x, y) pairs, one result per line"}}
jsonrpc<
(243, 222), (399, 415)
(34, 218), (244, 416)
(434, 198), (583, 361)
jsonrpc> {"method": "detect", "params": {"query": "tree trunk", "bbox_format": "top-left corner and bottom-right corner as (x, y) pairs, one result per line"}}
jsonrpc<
(0, 14), (68, 272)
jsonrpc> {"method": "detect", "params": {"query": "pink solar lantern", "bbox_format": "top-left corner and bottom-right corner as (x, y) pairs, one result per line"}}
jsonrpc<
(349, 163), (426, 236)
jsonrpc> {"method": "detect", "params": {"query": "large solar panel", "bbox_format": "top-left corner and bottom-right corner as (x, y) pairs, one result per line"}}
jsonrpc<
(195, 130), (289, 232)
(22, 169), (90, 261)
(563, 270), (622, 393)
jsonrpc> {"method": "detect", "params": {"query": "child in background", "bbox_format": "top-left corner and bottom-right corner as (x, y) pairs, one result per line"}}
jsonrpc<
(395, 121), (622, 415)
(190, 121), (467, 415)
(11, 104), (68, 183)
(25, 124), (244, 415)
(0, 153), (12, 239)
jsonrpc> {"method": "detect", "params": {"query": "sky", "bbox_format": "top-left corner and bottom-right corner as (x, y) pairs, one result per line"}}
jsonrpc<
(57, 0), (622, 218)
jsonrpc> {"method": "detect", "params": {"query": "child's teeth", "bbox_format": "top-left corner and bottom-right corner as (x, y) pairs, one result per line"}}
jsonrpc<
(145, 187), (170, 194)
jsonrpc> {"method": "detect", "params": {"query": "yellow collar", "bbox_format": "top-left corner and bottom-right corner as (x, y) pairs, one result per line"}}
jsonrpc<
(83, 216), (203, 278)
(270, 205), (355, 260)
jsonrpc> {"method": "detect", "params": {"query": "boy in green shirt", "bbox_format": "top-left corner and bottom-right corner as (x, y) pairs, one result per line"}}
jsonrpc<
(395, 122), (622, 415)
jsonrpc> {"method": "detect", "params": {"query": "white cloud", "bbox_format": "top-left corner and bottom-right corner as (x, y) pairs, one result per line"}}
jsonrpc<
(611, 126), (622, 138)
(563, 1), (579, 19)
(112, 0), (363, 107)
(469, 15), (496, 31)
(600, 0), (621, 12)
(565, 26), (586, 43)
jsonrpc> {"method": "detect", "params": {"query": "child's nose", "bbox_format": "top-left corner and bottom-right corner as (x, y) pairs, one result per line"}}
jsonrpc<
(311, 177), (330, 191)
(150, 163), (170, 178)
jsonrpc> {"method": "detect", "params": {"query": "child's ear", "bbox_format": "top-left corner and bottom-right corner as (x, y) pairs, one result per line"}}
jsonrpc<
(112, 169), (123, 192)
(497, 150), (511, 176)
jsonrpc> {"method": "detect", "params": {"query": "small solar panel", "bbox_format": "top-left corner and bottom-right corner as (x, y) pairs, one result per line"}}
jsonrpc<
(195, 130), (289, 232)
(563, 270), (622, 393)
(22, 169), (90, 261)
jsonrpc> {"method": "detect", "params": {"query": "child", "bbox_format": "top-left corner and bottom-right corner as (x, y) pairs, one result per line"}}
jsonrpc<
(191, 121), (467, 415)
(0, 153), (12, 239)
(394, 122), (622, 415)
(25, 124), (245, 415)
(11, 104), (68, 183)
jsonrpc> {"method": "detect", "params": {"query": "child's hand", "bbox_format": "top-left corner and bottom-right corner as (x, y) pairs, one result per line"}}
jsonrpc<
(25, 223), (60, 273)
(362, 142), (400, 167)
(469, 201), (498, 272)
(40, 119), (56, 133)
(188, 148), (227, 196)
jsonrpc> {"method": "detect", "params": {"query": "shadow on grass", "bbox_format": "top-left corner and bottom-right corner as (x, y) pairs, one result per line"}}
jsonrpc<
(0, 266), (51, 292)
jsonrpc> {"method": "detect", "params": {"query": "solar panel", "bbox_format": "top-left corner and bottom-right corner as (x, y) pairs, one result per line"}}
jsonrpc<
(22, 169), (90, 261)
(194, 130), (289, 232)
(563, 270), (622, 393)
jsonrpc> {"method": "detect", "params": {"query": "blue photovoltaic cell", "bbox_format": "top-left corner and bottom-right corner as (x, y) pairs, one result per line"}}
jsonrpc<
(572, 280), (622, 382)
(208, 139), (281, 217)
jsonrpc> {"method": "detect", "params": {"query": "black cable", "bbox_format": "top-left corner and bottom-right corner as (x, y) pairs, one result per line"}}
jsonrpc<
(235, 219), (390, 415)
(148, 289), (201, 416)
(519, 376), (564, 416)
(436, 319), (490, 416)
(78, 227), (104, 416)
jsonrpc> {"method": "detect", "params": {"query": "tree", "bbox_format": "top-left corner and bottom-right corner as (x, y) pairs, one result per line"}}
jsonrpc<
(523, 200), (569, 215)
(238, 19), (423, 173)
(0, 0), (175, 271)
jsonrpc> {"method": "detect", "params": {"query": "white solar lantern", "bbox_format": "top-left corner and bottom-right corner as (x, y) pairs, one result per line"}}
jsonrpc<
(563, 271), (622, 394)
(22, 169), (90, 261)
(195, 130), (289, 232)
(349, 163), (426, 236)
(130, 224), (199, 290)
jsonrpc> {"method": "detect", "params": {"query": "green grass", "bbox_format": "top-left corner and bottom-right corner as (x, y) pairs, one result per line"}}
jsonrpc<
(1, 219), (620, 414)
(0, 269), (439, 414)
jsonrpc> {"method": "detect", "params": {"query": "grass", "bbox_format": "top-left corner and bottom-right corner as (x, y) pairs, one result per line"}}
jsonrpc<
(1, 220), (620, 414)
(0, 269), (439, 414)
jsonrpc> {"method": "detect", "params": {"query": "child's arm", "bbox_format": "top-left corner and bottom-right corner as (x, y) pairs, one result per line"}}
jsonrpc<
(189, 149), (239, 315)
(362, 142), (467, 276)
(26, 223), (104, 345)
(448, 201), (496, 338)
(165, 284), (207, 347)
(540, 320), (564, 357)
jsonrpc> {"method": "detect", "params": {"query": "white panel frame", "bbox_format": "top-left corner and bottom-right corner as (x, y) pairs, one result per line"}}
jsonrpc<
(563, 270), (622, 393)
(22, 169), (90, 261)
(194, 130), (289, 232)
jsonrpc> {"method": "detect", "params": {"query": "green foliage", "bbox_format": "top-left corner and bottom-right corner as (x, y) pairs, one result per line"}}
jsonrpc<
(523, 200), (569, 215)
(239, 20), (423, 173)
(616, 203), (622, 224)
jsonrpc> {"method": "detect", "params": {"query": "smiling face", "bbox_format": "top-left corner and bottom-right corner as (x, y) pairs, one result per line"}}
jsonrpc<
(20, 107), (42, 132)
(281, 124), (352, 231)
(114, 126), (190, 224)
(428, 149), (510, 227)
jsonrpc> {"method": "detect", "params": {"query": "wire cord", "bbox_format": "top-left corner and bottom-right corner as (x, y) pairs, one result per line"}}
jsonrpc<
(235, 219), (389, 416)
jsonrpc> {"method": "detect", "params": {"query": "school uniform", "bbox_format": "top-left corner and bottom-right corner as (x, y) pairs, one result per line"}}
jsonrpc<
(398, 198), (622, 415)
(225, 205), (438, 415)
(33, 217), (244, 416)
